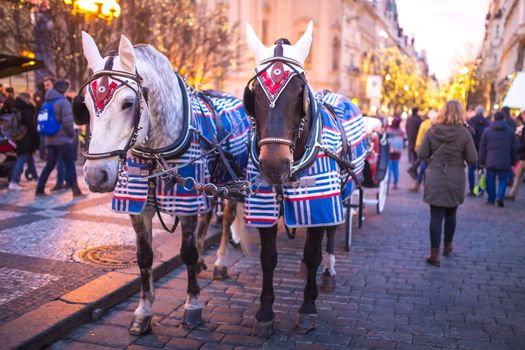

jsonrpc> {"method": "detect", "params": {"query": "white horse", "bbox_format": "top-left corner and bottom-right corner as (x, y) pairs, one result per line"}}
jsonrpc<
(81, 32), (248, 335)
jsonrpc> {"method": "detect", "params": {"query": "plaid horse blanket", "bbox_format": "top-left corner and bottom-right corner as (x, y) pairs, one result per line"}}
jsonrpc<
(112, 92), (250, 216)
(244, 92), (367, 228)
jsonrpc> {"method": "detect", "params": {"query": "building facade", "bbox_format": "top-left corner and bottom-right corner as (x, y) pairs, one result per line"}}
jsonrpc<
(222, 0), (421, 113)
(481, 0), (525, 108)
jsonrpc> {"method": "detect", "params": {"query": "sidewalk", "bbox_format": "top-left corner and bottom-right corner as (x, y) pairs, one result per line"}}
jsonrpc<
(0, 161), (221, 349)
(43, 159), (525, 350)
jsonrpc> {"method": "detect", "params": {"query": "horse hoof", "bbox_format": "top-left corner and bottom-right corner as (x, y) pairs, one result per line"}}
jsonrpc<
(253, 319), (274, 338)
(213, 265), (229, 280)
(129, 315), (152, 336)
(295, 313), (317, 334)
(182, 308), (202, 328)
(321, 273), (336, 293)
(196, 261), (207, 275)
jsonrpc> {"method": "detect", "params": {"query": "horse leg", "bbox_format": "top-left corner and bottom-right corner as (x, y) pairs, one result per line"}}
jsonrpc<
(129, 207), (155, 335)
(195, 211), (213, 275)
(321, 226), (337, 293)
(180, 215), (202, 327)
(253, 226), (278, 338)
(296, 226), (324, 334)
(212, 199), (234, 280)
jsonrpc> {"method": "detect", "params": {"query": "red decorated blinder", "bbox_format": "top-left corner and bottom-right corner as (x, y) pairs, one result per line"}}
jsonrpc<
(89, 76), (121, 116)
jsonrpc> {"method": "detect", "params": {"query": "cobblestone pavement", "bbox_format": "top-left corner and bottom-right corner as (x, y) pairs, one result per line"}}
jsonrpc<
(0, 160), (179, 325)
(50, 160), (525, 350)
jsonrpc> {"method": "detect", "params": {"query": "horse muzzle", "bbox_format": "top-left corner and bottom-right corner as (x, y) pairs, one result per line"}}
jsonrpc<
(83, 160), (117, 193)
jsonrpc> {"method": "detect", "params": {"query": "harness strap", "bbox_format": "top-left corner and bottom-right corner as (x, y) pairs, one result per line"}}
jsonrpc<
(324, 102), (349, 159)
(148, 163), (179, 233)
(196, 95), (241, 181)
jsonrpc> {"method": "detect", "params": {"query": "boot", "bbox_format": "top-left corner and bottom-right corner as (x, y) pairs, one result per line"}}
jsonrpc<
(443, 242), (453, 257)
(426, 247), (440, 267)
(72, 185), (84, 197)
(409, 182), (421, 193)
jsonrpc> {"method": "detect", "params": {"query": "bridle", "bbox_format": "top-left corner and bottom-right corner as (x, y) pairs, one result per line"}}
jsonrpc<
(243, 41), (311, 153)
(79, 55), (148, 162)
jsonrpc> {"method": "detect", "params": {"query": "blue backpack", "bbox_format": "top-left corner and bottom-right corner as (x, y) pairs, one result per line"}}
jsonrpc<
(37, 97), (63, 136)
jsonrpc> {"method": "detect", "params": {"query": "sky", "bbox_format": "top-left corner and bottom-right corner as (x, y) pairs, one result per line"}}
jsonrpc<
(396, 0), (491, 81)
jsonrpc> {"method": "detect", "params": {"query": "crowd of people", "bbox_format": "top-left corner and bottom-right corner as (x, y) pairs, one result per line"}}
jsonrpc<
(386, 100), (524, 267)
(0, 78), (84, 197)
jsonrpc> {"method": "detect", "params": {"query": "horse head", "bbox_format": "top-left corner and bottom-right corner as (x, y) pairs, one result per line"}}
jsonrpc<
(81, 33), (156, 192)
(244, 21), (313, 185)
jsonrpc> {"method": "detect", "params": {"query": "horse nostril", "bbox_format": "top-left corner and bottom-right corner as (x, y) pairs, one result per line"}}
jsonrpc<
(100, 170), (109, 185)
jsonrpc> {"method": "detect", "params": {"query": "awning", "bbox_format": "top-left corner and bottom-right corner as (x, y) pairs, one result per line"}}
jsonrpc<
(0, 53), (46, 79)
(502, 72), (525, 109)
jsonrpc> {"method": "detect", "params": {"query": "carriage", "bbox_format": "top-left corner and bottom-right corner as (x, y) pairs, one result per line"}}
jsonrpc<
(343, 115), (390, 251)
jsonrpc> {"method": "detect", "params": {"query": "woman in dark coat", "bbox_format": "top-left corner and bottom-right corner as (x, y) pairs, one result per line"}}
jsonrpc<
(418, 100), (477, 267)
(7, 93), (39, 190)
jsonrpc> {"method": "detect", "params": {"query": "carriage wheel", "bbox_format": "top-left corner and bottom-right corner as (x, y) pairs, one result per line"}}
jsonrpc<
(344, 205), (354, 251)
(358, 188), (364, 228)
(377, 177), (388, 214)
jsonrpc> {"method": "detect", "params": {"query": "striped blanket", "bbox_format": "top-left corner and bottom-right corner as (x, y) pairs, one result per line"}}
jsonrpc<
(244, 92), (366, 228)
(112, 92), (250, 216)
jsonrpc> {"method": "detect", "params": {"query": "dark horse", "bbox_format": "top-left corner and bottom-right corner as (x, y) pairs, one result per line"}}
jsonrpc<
(243, 22), (366, 337)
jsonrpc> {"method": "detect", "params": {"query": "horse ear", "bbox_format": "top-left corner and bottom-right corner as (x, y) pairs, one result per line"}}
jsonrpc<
(294, 20), (313, 65)
(246, 22), (267, 63)
(82, 31), (103, 70)
(118, 34), (136, 73)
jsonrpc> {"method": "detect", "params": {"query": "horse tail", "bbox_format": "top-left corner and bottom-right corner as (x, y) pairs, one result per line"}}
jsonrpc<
(230, 202), (252, 255)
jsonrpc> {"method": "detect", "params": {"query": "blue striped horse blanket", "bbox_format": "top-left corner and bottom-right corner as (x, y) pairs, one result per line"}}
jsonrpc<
(244, 92), (366, 228)
(112, 93), (250, 216)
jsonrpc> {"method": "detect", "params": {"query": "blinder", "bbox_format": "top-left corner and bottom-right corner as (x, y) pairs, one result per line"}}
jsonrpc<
(72, 94), (90, 125)
(242, 76), (310, 118)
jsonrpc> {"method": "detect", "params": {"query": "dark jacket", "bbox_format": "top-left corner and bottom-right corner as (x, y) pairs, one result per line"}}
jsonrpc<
(43, 89), (75, 146)
(518, 128), (525, 161)
(405, 114), (422, 150)
(479, 120), (518, 170)
(418, 124), (477, 207)
(467, 113), (489, 151)
(13, 97), (39, 155)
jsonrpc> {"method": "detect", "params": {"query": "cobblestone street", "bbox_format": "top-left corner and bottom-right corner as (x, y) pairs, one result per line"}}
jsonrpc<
(48, 160), (525, 350)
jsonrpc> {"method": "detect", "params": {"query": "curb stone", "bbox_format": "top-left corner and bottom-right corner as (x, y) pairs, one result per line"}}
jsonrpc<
(0, 231), (221, 350)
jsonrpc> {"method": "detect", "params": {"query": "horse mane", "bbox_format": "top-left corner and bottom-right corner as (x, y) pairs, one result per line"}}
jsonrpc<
(131, 44), (183, 147)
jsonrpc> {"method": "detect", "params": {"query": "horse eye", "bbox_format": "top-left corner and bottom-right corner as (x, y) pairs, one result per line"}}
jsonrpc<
(121, 101), (133, 110)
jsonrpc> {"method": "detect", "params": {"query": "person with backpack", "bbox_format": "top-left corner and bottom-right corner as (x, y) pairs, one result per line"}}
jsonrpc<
(386, 116), (404, 190)
(3, 93), (40, 190)
(479, 111), (519, 207)
(35, 79), (83, 197)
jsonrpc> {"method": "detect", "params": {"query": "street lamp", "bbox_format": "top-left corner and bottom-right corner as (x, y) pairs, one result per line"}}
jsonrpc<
(64, 0), (121, 24)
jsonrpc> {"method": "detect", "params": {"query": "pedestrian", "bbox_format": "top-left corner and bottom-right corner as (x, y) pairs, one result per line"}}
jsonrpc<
(35, 79), (83, 197)
(409, 109), (438, 192)
(418, 100), (477, 267)
(6, 93), (40, 190)
(405, 107), (423, 180)
(507, 117), (525, 201)
(466, 105), (490, 196)
(0, 83), (8, 105)
(479, 111), (519, 207)
(386, 116), (404, 190)
(501, 106), (517, 131)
